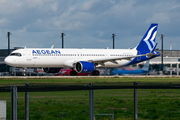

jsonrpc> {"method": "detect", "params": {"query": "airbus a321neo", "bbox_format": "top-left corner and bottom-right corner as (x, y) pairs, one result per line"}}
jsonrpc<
(5, 23), (160, 76)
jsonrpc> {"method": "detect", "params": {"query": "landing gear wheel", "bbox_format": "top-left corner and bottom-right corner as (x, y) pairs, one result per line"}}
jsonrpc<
(92, 70), (99, 76)
(70, 71), (77, 76)
(22, 68), (27, 76)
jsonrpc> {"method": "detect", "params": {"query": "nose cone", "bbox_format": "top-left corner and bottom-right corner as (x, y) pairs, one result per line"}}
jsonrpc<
(4, 57), (13, 66)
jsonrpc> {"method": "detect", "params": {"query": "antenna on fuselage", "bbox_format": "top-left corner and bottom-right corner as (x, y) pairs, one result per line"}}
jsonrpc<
(51, 45), (54, 49)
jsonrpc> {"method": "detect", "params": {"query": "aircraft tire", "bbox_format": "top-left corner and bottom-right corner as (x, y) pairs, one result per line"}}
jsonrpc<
(92, 70), (100, 76)
(70, 71), (77, 76)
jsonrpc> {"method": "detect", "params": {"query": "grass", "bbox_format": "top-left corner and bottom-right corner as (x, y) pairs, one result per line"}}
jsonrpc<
(1, 77), (180, 119)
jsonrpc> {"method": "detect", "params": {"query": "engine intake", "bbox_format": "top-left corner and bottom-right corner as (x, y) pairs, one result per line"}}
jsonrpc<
(75, 61), (94, 73)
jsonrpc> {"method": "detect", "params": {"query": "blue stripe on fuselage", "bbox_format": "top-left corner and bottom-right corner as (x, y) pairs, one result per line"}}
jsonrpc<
(120, 51), (160, 67)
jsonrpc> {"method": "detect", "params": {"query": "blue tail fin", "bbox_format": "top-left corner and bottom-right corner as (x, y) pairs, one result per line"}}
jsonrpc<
(141, 60), (149, 71)
(135, 23), (158, 53)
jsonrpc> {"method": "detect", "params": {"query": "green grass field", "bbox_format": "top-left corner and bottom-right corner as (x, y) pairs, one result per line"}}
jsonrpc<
(1, 76), (180, 120)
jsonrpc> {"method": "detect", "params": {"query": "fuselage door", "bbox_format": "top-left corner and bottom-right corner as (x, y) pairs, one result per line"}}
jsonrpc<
(26, 50), (32, 61)
(77, 52), (82, 59)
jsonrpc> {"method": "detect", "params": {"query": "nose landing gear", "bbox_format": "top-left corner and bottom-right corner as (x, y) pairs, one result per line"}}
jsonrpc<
(23, 68), (27, 76)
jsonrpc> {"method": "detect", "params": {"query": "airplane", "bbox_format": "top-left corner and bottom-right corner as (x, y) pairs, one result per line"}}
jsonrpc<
(111, 60), (150, 75)
(4, 23), (160, 76)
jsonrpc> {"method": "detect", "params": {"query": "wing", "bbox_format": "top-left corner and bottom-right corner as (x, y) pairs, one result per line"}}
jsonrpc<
(88, 43), (159, 64)
(88, 54), (142, 64)
(88, 51), (159, 64)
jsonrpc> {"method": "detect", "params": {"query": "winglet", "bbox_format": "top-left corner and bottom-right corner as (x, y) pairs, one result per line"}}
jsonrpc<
(146, 43), (159, 58)
(150, 43), (158, 53)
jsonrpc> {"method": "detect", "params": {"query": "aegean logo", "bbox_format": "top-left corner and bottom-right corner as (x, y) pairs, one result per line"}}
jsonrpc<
(32, 50), (61, 54)
(143, 26), (157, 51)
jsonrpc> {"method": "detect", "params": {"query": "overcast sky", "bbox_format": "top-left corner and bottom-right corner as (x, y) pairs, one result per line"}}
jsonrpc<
(0, 0), (180, 50)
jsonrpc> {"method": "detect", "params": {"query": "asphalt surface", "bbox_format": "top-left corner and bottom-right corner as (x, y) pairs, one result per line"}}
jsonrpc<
(0, 75), (180, 78)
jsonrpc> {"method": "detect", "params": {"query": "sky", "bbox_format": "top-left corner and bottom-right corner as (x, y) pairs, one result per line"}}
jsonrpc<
(0, 0), (180, 50)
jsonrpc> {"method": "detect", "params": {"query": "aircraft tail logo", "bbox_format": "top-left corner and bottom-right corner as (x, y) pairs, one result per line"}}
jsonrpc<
(135, 23), (158, 53)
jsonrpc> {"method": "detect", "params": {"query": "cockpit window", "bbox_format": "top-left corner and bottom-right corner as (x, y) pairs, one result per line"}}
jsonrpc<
(10, 53), (22, 57)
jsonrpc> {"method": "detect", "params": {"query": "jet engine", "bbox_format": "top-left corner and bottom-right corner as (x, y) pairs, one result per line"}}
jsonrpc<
(43, 68), (62, 73)
(75, 61), (94, 73)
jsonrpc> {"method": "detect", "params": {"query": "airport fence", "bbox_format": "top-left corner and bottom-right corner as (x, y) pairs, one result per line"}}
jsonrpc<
(0, 82), (180, 120)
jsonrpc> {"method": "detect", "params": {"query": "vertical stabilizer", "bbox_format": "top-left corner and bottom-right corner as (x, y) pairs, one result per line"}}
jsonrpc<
(141, 60), (149, 71)
(135, 24), (158, 53)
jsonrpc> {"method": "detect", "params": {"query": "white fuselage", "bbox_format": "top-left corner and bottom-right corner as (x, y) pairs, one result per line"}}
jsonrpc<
(5, 48), (137, 68)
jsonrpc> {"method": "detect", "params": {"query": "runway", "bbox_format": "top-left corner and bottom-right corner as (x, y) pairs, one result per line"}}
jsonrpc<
(1, 75), (180, 78)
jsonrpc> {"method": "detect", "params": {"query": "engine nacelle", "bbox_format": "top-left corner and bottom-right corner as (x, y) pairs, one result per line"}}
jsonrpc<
(75, 61), (94, 73)
(43, 68), (61, 73)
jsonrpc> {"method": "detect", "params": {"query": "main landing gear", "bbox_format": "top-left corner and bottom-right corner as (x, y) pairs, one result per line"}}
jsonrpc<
(92, 70), (100, 76)
(70, 70), (77, 76)
(69, 69), (100, 76)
